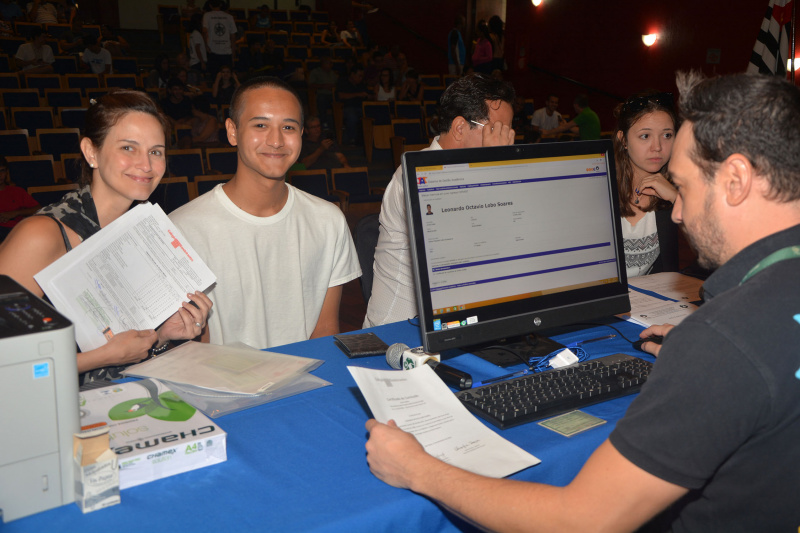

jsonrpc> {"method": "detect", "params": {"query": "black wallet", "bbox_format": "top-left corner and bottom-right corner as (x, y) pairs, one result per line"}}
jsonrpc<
(333, 332), (390, 358)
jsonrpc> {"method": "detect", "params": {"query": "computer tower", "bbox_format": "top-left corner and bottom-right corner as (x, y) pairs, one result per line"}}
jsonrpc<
(0, 275), (79, 523)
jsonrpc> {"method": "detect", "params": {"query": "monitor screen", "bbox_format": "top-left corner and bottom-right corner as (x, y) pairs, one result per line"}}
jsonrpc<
(402, 140), (630, 354)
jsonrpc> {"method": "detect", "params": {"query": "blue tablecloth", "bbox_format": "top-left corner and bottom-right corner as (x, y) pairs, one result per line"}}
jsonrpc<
(5, 319), (651, 532)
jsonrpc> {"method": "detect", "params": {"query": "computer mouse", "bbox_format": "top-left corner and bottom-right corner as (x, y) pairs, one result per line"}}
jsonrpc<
(632, 335), (663, 352)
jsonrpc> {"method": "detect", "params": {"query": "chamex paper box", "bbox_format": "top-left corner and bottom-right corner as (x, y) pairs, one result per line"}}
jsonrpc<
(79, 379), (227, 489)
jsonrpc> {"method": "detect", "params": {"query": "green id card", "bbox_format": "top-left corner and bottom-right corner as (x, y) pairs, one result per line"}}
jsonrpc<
(538, 410), (606, 437)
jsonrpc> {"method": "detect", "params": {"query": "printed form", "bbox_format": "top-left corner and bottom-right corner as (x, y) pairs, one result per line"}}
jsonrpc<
(349, 365), (540, 478)
(35, 203), (216, 352)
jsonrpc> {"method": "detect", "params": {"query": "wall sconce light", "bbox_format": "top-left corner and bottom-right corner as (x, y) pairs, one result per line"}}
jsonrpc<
(642, 34), (658, 47)
(531, 0), (542, 6)
(788, 59), (800, 71)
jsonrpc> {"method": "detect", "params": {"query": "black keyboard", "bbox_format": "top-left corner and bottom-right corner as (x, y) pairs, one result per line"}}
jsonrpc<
(455, 353), (653, 429)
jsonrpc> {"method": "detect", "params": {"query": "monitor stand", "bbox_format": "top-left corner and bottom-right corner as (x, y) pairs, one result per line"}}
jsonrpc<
(466, 333), (566, 368)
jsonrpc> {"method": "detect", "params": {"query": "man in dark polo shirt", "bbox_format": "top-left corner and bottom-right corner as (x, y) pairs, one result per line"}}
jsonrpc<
(299, 116), (350, 171)
(362, 72), (800, 533)
(160, 78), (193, 127)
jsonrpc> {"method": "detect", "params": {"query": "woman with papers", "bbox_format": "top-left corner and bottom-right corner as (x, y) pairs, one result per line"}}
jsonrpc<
(0, 89), (212, 384)
(613, 91), (680, 278)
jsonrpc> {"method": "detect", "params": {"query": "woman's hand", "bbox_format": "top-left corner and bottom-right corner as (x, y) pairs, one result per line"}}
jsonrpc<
(636, 173), (677, 204)
(156, 291), (213, 344)
(103, 329), (158, 366)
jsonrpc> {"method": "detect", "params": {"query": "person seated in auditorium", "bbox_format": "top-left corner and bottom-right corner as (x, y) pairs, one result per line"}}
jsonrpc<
(57, 17), (85, 56)
(170, 77), (360, 350)
(364, 73), (516, 327)
(340, 20), (362, 52)
(14, 27), (54, 73)
(373, 67), (396, 101)
(160, 77), (194, 127)
(26, 0), (62, 24)
(178, 95), (220, 149)
(614, 91), (680, 278)
(320, 21), (345, 47)
(211, 64), (240, 106)
(247, 39), (284, 77)
(0, 90), (211, 385)
(175, 66), (204, 97)
(530, 94), (565, 139)
(299, 115), (350, 171)
(398, 69), (424, 102)
(543, 93), (601, 140)
(146, 53), (173, 97)
(0, 156), (39, 243)
(100, 25), (131, 57)
(250, 4), (271, 29)
(80, 34), (112, 75)
(363, 71), (800, 533)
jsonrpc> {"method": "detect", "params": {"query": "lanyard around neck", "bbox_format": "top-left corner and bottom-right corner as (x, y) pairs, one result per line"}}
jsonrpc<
(740, 245), (800, 285)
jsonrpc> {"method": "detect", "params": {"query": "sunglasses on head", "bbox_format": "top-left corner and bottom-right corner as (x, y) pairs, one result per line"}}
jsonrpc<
(622, 92), (674, 114)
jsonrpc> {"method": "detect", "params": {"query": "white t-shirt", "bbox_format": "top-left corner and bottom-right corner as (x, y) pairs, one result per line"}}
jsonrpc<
(531, 107), (562, 130)
(187, 30), (207, 66)
(202, 10), (237, 55)
(15, 42), (54, 70)
(364, 137), (441, 327)
(81, 47), (112, 74)
(622, 210), (660, 278)
(170, 183), (361, 349)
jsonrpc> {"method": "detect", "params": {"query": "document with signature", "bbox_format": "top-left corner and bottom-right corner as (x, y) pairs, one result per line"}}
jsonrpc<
(35, 203), (216, 352)
(349, 365), (540, 478)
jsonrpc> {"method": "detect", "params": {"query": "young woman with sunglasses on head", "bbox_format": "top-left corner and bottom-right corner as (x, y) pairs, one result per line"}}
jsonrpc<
(0, 90), (212, 384)
(614, 91), (680, 278)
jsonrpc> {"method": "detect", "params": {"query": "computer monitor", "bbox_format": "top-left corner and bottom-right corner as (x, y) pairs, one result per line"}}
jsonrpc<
(403, 140), (630, 361)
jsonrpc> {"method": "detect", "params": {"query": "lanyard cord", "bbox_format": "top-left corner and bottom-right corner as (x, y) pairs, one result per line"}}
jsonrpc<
(740, 245), (800, 285)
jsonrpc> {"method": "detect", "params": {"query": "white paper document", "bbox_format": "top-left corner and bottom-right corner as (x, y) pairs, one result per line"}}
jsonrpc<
(349, 365), (540, 479)
(619, 288), (698, 328)
(35, 203), (216, 352)
(124, 341), (323, 395)
(628, 272), (704, 303)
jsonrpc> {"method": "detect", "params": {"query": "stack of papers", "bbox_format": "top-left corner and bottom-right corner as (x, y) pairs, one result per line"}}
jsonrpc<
(124, 342), (330, 418)
(619, 272), (704, 327)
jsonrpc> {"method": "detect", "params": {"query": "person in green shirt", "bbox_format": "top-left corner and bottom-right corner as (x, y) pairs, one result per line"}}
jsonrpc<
(543, 94), (601, 140)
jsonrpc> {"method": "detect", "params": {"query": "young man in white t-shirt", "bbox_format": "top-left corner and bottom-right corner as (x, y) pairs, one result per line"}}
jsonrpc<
(530, 94), (564, 136)
(14, 27), (54, 73)
(81, 35), (112, 75)
(202, 0), (236, 76)
(170, 77), (360, 349)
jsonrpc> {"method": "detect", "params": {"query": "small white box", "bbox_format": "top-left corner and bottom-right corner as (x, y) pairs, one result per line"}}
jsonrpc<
(79, 379), (227, 489)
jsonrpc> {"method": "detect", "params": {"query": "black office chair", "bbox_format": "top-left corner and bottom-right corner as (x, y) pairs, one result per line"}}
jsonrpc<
(353, 213), (380, 304)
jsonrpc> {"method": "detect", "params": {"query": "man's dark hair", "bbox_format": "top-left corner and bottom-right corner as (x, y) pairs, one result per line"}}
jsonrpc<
(574, 94), (589, 109)
(677, 71), (800, 202)
(229, 75), (304, 127)
(437, 73), (515, 133)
